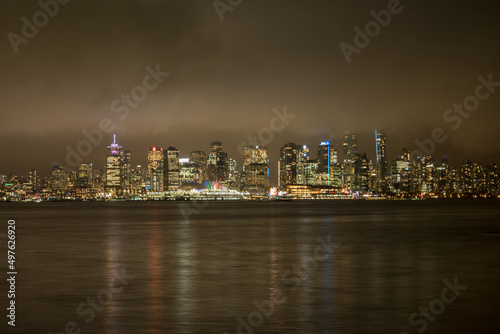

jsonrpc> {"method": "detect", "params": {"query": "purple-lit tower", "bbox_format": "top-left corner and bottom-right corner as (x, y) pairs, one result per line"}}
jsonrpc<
(106, 134), (123, 195)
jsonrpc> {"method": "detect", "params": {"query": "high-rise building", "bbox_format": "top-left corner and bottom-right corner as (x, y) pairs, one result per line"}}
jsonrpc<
(316, 141), (337, 186)
(436, 156), (449, 195)
(121, 150), (131, 195)
(343, 131), (357, 161)
(390, 149), (411, 194)
(228, 158), (240, 189)
(342, 131), (357, 190)
(472, 162), (487, 194)
(279, 143), (298, 189)
(179, 158), (200, 187)
(296, 145), (310, 185)
(106, 134), (123, 195)
(77, 163), (93, 189)
(165, 145), (180, 191)
(375, 130), (388, 193)
(413, 155), (436, 194)
(28, 169), (38, 193)
(447, 166), (460, 195)
(130, 165), (144, 196)
(51, 164), (68, 192)
(331, 163), (342, 188)
(241, 146), (270, 193)
(353, 153), (370, 192)
(207, 141), (228, 182)
(486, 163), (499, 196)
(147, 146), (163, 192)
(190, 150), (207, 182)
(459, 160), (473, 194)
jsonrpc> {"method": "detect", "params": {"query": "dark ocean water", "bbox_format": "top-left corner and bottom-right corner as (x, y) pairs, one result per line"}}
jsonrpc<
(0, 200), (499, 334)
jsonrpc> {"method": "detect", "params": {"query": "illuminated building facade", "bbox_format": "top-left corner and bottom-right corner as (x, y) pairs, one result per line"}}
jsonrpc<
(105, 135), (123, 195)
(77, 163), (93, 197)
(51, 164), (68, 192)
(147, 146), (163, 193)
(459, 160), (473, 194)
(241, 146), (269, 193)
(296, 145), (310, 185)
(165, 145), (180, 191)
(190, 150), (207, 182)
(207, 141), (228, 182)
(353, 153), (370, 192)
(342, 131), (357, 190)
(375, 130), (388, 193)
(130, 165), (145, 196)
(316, 141), (337, 186)
(279, 142), (298, 189)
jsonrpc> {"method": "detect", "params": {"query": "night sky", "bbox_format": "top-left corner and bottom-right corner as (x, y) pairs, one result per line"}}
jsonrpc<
(1, 0), (499, 184)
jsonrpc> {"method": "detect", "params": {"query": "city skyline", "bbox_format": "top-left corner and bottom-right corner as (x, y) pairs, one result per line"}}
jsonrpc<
(2, 129), (499, 201)
(2, 128), (499, 182)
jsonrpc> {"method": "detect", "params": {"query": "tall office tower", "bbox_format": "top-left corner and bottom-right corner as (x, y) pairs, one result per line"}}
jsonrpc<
(130, 165), (145, 196)
(330, 163), (342, 188)
(77, 163), (93, 189)
(343, 131), (358, 160)
(241, 146), (270, 193)
(179, 158), (198, 186)
(485, 163), (499, 196)
(51, 164), (68, 192)
(459, 160), (473, 194)
(121, 150), (131, 195)
(447, 167), (459, 195)
(190, 151), (207, 182)
(342, 131), (357, 189)
(28, 169), (38, 192)
(316, 141), (338, 186)
(228, 158), (240, 189)
(106, 134), (123, 196)
(296, 145), (310, 185)
(207, 141), (228, 181)
(279, 143), (298, 189)
(472, 162), (487, 194)
(413, 155), (437, 195)
(375, 130), (388, 193)
(303, 160), (318, 186)
(147, 146), (163, 193)
(390, 148), (411, 194)
(436, 156), (449, 195)
(165, 145), (180, 191)
(353, 153), (370, 192)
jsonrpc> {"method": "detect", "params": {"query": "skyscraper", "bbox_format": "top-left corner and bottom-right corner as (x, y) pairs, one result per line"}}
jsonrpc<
(296, 144), (310, 185)
(106, 134), (123, 195)
(207, 141), (228, 182)
(375, 130), (388, 193)
(190, 150), (207, 182)
(147, 146), (163, 192)
(51, 164), (68, 193)
(122, 150), (131, 195)
(390, 148), (411, 194)
(279, 142), (298, 189)
(317, 141), (337, 186)
(165, 145), (180, 191)
(459, 160), (473, 194)
(28, 169), (38, 193)
(342, 131), (357, 190)
(77, 163), (93, 189)
(241, 146), (270, 194)
(353, 153), (370, 192)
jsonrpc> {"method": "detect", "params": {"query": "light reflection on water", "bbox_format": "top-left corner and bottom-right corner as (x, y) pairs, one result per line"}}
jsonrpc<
(2, 200), (500, 334)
